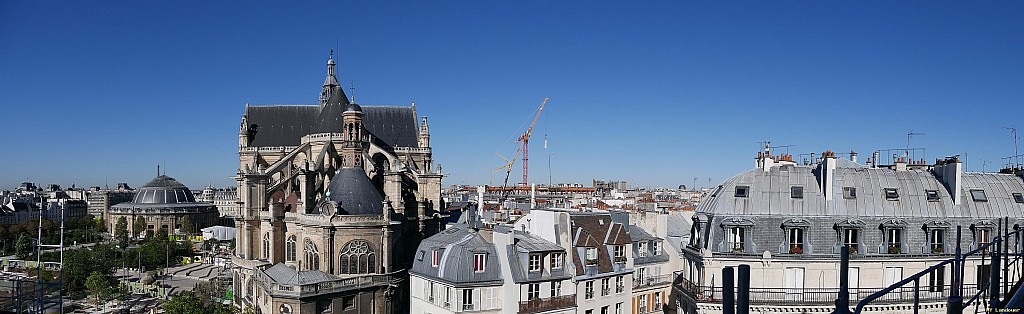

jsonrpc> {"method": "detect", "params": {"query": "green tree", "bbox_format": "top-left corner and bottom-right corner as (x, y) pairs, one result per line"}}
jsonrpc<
(84, 271), (115, 302)
(14, 233), (32, 259)
(180, 215), (193, 234)
(133, 217), (146, 239)
(115, 217), (129, 247)
(163, 291), (235, 314)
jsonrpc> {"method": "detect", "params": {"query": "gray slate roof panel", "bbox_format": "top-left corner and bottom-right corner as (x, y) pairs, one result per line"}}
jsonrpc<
(244, 104), (419, 149)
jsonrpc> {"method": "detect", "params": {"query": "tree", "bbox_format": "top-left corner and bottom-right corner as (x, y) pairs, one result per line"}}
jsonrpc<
(163, 291), (235, 314)
(115, 217), (129, 247)
(133, 216), (146, 239)
(14, 233), (32, 259)
(180, 215), (193, 234)
(85, 271), (115, 302)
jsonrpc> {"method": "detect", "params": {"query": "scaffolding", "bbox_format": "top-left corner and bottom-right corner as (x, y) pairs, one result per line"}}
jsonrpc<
(0, 205), (65, 313)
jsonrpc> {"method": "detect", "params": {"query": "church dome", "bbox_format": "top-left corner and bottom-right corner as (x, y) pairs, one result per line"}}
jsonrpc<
(344, 102), (362, 112)
(130, 175), (197, 204)
(326, 168), (384, 215)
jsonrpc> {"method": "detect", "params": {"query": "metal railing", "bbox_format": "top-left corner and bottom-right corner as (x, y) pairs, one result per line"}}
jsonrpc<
(634, 274), (674, 289)
(519, 294), (576, 314)
(846, 218), (1023, 314)
(678, 279), (975, 305)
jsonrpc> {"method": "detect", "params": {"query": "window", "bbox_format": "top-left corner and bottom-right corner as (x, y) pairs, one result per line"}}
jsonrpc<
(527, 283), (540, 300)
(843, 187), (857, 199)
(601, 306), (609, 314)
(432, 250), (440, 267)
(615, 302), (623, 314)
(1015, 193), (1024, 203)
(653, 242), (662, 255)
(886, 228), (903, 254)
(338, 240), (375, 274)
(303, 239), (319, 270)
(551, 253), (563, 269)
(639, 295), (648, 312)
(601, 278), (610, 296)
(976, 227), (991, 253)
(929, 266), (945, 292)
(585, 281), (594, 299)
(843, 229), (859, 254)
(930, 229), (945, 253)
(585, 247), (598, 265)
(262, 233), (270, 259)
(462, 289), (475, 311)
(550, 281), (561, 296)
(884, 188), (899, 200)
(734, 186), (750, 198)
(788, 228), (804, 254)
(727, 227), (745, 252)
(342, 296), (355, 310)
(791, 186), (804, 199)
(638, 242), (648, 258)
(285, 235), (296, 262)
(614, 245), (626, 262)
(971, 189), (988, 202)
(473, 253), (486, 272)
(616, 275), (624, 293)
(528, 254), (541, 272)
(978, 267), (991, 289)
(926, 190), (941, 201)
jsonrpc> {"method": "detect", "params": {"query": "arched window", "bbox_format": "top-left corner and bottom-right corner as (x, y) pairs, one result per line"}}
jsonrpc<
(338, 240), (376, 274)
(262, 233), (270, 259)
(304, 239), (320, 270)
(286, 235), (297, 262)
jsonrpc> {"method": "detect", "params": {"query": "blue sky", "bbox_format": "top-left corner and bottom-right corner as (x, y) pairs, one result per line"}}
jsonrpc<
(1, 1), (1022, 190)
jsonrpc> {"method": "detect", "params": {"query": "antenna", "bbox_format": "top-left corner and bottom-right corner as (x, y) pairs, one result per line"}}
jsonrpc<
(906, 130), (925, 156)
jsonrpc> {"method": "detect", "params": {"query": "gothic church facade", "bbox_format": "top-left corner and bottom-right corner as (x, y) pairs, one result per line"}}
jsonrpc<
(231, 53), (445, 314)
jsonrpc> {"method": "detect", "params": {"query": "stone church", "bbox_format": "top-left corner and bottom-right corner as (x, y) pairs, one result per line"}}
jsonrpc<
(232, 52), (445, 314)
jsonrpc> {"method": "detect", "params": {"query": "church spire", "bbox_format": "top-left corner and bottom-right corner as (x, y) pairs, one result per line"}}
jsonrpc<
(320, 50), (342, 106)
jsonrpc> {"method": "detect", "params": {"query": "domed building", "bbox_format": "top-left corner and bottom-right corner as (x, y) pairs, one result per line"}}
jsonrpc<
(231, 52), (445, 314)
(107, 172), (219, 237)
(673, 145), (1024, 313)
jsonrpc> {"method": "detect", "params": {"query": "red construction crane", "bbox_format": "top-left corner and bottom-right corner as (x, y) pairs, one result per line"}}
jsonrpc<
(517, 98), (549, 185)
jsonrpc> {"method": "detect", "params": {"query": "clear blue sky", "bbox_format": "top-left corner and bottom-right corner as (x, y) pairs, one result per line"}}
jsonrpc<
(2, 1), (1023, 190)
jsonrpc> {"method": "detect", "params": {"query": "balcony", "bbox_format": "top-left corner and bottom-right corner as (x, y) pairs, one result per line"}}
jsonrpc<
(634, 274), (673, 289)
(519, 295), (576, 314)
(675, 277), (975, 305)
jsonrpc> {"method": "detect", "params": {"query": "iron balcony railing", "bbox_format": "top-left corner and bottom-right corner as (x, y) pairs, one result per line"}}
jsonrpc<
(634, 274), (674, 289)
(518, 294), (576, 314)
(678, 281), (978, 305)
(848, 219), (1024, 314)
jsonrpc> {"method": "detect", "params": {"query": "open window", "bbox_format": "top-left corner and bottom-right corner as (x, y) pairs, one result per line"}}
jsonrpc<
(926, 190), (941, 202)
(834, 219), (866, 255)
(884, 188), (899, 200)
(923, 220), (951, 254)
(970, 189), (988, 202)
(735, 186), (750, 198)
(781, 218), (811, 254)
(720, 217), (755, 253)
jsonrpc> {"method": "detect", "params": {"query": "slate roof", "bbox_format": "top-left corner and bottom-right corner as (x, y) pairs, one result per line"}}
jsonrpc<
(569, 213), (631, 276)
(513, 232), (565, 252)
(243, 104), (419, 149)
(697, 160), (1024, 219)
(410, 225), (503, 286)
(262, 263), (339, 286)
(666, 212), (691, 238)
(327, 168), (384, 215)
(627, 225), (659, 242)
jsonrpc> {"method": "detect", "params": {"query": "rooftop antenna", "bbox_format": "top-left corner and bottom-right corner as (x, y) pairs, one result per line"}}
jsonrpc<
(1005, 126), (1019, 168)
(907, 130), (925, 157)
(157, 164), (161, 177)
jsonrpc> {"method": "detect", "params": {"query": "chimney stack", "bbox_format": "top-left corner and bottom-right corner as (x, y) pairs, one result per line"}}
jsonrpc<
(850, 151), (858, 163)
(819, 151), (838, 201)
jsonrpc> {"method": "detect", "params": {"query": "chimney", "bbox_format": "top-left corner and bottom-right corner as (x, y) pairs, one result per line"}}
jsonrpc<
(872, 151), (880, 168)
(819, 151), (838, 201)
(530, 183), (537, 210)
(935, 156), (963, 206)
(850, 151), (858, 163)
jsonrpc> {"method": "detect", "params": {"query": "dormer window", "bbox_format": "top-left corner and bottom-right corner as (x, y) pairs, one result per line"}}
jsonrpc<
(885, 228), (903, 254)
(834, 219), (865, 255)
(843, 187), (857, 199)
(735, 186), (750, 198)
(884, 188), (899, 200)
(551, 253), (563, 269)
(782, 218), (811, 254)
(473, 253), (486, 272)
(614, 245), (626, 263)
(930, 229), (945, 253)
(653, 242), (662, 255)
(638, 242), (648, 258)
(1014, 193), (1024, 203)
(585, 247), (598, 265)
(926, 190), (940, 201)
(791, 186), (804, 199)
(788, 228), (804, 254)
(727, 227), (745, 252)
(528, 254), (541, 272)
(970, 189), (988, 202)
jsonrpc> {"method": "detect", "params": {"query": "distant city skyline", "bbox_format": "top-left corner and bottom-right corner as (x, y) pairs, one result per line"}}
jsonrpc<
(2, 2), (1023, 190)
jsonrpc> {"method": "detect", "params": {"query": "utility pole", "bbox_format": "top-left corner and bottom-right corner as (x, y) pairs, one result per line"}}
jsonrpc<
(547, 153), (555, 187)
(907, 130), (925, 159)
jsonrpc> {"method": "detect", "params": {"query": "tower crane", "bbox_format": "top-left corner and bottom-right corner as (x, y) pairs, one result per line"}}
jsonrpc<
(517, 98), (549, 185)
